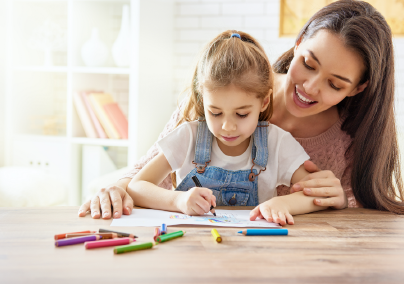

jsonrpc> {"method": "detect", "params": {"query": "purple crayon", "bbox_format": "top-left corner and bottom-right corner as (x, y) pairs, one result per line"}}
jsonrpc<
(55, 235), (101, 247)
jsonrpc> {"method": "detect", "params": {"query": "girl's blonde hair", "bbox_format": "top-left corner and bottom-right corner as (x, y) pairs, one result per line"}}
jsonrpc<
(176, 30), (273, 128)
(171, 30), (273, 187)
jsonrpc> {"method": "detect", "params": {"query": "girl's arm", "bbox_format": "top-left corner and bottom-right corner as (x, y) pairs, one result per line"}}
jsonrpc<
(128, 152), (216, 215)
(250, 164), (327, 225)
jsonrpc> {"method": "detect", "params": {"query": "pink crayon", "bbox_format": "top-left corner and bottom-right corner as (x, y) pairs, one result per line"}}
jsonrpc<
(84, 237), (135, 249)
(55, 235), (101, 247)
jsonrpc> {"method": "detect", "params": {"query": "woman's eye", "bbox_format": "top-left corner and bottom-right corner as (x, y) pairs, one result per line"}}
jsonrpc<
(303, 59), (314, 70)
(329, 81), (341, 91)
(210, 112), (222, 117)
(237, 113), (248, 118)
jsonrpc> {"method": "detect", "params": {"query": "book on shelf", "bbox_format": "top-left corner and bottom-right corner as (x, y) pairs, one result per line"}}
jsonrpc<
(87, 93), (121, 139)
(72, 92), (98, 138)
(103, 103), (129, 139)
(81, 91), (107, 139)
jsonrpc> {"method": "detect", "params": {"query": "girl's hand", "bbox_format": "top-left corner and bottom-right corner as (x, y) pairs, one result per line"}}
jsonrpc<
(174, 187), (217, 216)
(78, 179), (134, 219)
(291, 161), (347, 209)
(249, 197), (294, 225)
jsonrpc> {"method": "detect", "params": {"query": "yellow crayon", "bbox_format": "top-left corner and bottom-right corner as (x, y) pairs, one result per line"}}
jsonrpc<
(211, 229), (222, 243)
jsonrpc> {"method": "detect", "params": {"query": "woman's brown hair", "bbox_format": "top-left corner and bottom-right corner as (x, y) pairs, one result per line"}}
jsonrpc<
(274, 0), (404, 213)
(172, 30), (273, 187)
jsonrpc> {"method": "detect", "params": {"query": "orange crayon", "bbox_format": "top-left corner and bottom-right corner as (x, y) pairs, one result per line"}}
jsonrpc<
(85, 237), (134, 249)
(54, 230), (96, 240)
(153, 227), (161, 241)
(66, 233), (117, 239)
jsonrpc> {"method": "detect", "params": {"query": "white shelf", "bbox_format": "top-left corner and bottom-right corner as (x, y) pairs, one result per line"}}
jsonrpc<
(13, 66), (69, 73)
(71, 66), (130, 74)
(13, 66), (131, 74)
(71, 137), (130, 147)
(5, 0), (174, 206)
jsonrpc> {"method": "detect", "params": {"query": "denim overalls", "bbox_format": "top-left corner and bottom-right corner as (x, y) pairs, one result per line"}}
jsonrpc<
(175, 120), (269, 206)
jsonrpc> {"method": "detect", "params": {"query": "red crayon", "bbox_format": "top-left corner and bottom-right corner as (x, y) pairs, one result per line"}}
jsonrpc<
(54, 230), (96, 240)
(84, 237), (134, 249)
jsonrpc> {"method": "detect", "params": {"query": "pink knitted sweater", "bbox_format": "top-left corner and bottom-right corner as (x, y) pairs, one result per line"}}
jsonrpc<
(121, 106), (359, 208)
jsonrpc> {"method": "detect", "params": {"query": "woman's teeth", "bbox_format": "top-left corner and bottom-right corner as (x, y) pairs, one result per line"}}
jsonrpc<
(296, 89), (315, 104)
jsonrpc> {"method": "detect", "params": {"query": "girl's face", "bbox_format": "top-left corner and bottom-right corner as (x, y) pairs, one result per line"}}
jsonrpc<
(284, 29), (368, 117)
(203, 84), (270, 156)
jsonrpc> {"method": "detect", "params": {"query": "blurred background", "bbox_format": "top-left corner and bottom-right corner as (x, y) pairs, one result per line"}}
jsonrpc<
(0, 0), (403, 207)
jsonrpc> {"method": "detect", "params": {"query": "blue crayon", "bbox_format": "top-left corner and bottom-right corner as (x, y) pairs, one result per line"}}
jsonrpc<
(161, 223), (167, 235)
(238, 229), (288, 236)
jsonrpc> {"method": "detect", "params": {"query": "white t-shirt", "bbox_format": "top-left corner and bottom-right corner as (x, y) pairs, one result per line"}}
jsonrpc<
(157, 121), (310, 203)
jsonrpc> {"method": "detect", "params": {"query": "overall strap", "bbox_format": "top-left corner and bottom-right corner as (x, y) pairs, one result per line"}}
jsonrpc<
(192, 119), (213, 173)
(252, 121), (269, 168)
(249, 121), (269, 181)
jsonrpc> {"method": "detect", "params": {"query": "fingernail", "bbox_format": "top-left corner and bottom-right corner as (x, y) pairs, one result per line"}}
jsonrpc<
(126, 207), (130, 212)
(78, 210), (82, 214)
(103, 212), (109, 217)
(294, 184), (301, 190)
(316, 199), (321, 205)
(114, 212), (119, 218)
(92, 211), (98, 217)
(304, 188), (311, 194)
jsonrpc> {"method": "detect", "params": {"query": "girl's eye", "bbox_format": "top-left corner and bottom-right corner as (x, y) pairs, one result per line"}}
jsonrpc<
(329, 81), (341, 91)
(237, 113), (248, 118)
(210, 112), (222, 117)
(303, 59), (314, 70)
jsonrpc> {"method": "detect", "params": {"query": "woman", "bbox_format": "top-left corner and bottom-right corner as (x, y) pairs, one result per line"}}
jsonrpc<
(79, 0), (404, 219)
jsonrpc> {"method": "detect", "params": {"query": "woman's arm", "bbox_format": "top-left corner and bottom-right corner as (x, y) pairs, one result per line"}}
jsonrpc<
(128, 152), (216, 215)
(291, 161), (348, 209)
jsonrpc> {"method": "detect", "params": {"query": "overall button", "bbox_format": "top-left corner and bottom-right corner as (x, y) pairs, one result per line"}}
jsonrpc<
(228, 193), (237, 205)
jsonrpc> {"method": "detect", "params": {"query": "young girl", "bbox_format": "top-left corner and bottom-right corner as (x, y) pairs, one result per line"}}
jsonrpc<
(79, 0), (404, 221)
(127, 31), (325, 225)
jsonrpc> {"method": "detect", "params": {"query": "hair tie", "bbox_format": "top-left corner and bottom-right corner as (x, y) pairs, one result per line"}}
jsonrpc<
(230, 33), (241, 39)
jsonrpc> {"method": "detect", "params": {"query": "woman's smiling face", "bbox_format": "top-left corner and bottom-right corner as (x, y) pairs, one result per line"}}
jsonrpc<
(284, 29), (368, 117)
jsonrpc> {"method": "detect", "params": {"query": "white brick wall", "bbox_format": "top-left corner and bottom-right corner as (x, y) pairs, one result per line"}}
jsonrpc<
(173, 0), (404, 133)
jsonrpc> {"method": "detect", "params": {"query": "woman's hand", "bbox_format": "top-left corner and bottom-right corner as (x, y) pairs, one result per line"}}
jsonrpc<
(291, 161), (347, 209)
(249, 197), (294, 225)
(77, 178), (134, 219)
(174, 187), (217, 216)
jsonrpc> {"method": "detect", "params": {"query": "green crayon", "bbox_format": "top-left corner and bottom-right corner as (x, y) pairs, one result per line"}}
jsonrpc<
(156, 230), (185, 243)
(114, 242), (155, 254)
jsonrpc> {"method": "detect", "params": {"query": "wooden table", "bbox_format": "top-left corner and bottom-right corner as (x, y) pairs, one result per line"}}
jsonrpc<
(1, 207), (404, 284)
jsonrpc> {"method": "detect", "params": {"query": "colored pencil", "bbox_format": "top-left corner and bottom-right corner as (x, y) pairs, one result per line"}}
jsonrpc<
(156, 230), (185, 243)
(55, 235), (101, 247)
(54, 230), (96, 240)
(211, 229), (222, 243)
(65, 233), (117, 239)
(153, 227), (161, 241)
(160, 223), (167, 235)
(238, 229), (288, 236)
(99, 228), (137, 238)
(114, 242), (155, 254)
(85, 237), (134, 249)
(191, 175), (216, 216)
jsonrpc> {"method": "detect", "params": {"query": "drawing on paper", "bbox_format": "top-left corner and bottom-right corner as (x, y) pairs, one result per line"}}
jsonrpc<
(169, 213), (242, 224)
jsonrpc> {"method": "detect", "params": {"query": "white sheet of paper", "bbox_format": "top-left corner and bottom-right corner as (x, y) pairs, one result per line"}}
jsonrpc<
(110, 209), (281, 228)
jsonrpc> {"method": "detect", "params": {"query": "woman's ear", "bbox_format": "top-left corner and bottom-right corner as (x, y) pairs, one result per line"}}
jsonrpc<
(347, 80), (369, 97)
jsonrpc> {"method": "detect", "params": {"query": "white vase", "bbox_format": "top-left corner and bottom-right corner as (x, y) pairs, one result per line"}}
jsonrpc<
(112, 5), (130, 67)
(81, 28), (108, 67)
